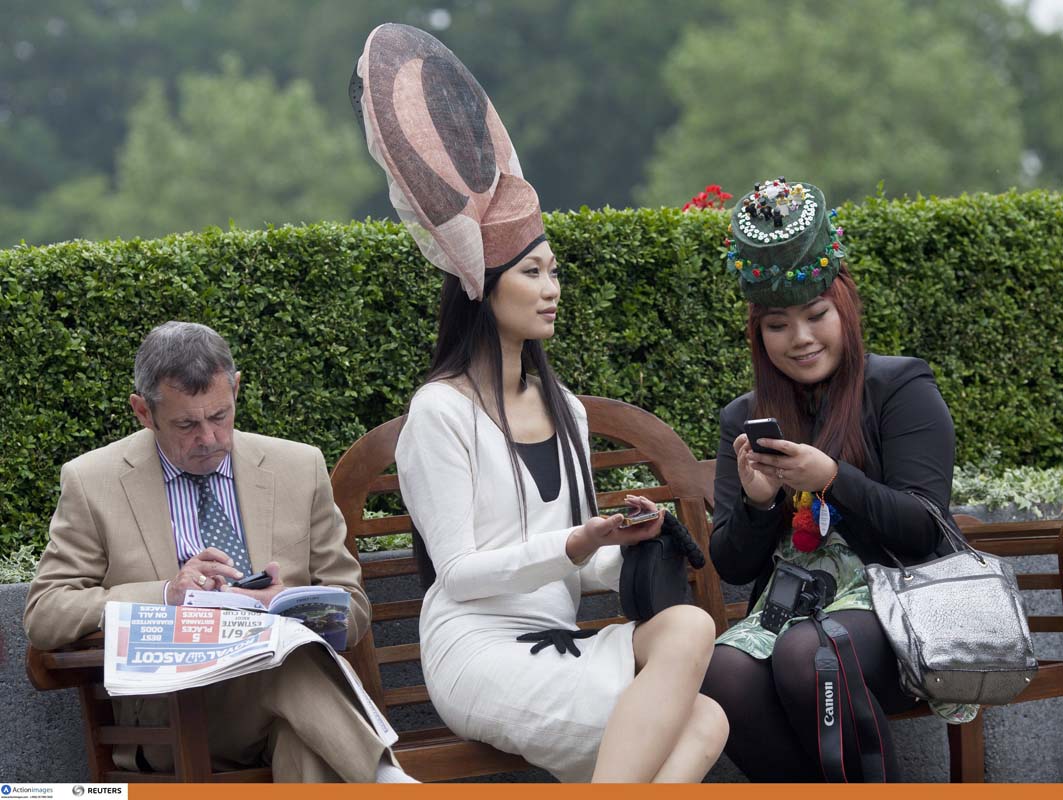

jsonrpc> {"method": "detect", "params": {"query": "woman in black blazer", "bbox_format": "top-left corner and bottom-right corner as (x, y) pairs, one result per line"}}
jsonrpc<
(701, 178), (973, 782)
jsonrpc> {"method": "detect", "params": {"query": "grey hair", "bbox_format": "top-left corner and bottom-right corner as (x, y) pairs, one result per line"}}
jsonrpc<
(134, 321), (237, 409)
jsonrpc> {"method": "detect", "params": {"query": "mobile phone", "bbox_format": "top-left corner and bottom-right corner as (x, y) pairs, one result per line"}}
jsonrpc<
(231, 570), (272, 590)
(618, 508), (661, 528)
(743, 418), (786, 456)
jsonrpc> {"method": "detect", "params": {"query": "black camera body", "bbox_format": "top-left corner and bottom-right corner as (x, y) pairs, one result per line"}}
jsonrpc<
(760, 562), (837, 634)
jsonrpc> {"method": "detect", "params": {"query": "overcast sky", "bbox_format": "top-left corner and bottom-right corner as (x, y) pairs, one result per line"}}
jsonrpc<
(1010, 0), (1063, 31)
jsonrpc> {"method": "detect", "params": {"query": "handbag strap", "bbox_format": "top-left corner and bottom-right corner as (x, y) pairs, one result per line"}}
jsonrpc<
(878, 492), (985, 576)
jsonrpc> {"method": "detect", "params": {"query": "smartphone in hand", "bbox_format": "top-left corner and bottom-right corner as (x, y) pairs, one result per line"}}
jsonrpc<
(231, 570), (272, 590)
(618, 507), (661, 528)
(743, 418), (786, 456)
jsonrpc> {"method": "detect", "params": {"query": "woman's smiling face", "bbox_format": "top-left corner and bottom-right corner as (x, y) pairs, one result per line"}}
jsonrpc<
(759, 295), (844, 384)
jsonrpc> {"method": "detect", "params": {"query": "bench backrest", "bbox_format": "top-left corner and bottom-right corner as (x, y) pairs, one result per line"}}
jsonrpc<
(330, 395), (728, 728)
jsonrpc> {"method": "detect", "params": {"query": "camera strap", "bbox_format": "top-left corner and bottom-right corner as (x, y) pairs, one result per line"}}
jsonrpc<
(812, 610), (886, 783)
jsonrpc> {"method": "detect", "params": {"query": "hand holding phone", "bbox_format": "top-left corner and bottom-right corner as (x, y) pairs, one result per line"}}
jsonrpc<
(230, 569), (273, 590)
(743, 418), (787, 456)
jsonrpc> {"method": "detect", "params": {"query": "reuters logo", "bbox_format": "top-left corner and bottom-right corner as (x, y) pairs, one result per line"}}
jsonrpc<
(72, 789), (85, 797)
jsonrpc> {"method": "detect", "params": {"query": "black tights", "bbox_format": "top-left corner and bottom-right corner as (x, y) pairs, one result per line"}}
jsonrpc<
(701, 609), (917, 782)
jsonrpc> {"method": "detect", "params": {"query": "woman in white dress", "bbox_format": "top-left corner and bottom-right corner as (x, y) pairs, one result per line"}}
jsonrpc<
(354, 23), (728, 783)
(396, 242), (728, 782)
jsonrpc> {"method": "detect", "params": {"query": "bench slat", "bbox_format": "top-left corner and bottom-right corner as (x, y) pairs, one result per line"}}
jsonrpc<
(1029, 617), (1063, 633)
(597, 485), (672, 509)
(590, 449), (649, 469)
(98, 726), (173, 746)
(352, 515), (412, 537)
(976, 540), (1063, 557)
(372, 598), (422, 622)
(577, 616), (627, 630)
(725, 601), (748, 623)
(397, 738), (530, 783)
(958, 520), (1063, 538)
(367, 474), (400, 495)
(378, 642), (421, 665)
(1012, 661), (1063, 703)
(1016, 573), (1063, 591)
(105, 771), (177, 783)
(397, 726), (463, 746)
(42, 650), (104, 670)
(104, 767), (274, 784)
(384, 684), (430, 706)
(362, 557), (419, 580)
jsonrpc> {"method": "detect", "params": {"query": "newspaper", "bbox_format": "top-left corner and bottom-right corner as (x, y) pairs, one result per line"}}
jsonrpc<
(182, 585), (351, 650)
(103, 601), (396, 745)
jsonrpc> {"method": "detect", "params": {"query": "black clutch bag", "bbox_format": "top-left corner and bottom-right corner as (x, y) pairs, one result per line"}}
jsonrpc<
(619, 511), (706, 621)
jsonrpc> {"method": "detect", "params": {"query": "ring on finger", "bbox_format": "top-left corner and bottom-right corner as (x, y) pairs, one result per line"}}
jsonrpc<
(196, 574), (208, 586)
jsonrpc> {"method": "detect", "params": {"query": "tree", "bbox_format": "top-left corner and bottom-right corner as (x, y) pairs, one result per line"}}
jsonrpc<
(94, 56), (380, 240)
(639, 0), (1026, 207)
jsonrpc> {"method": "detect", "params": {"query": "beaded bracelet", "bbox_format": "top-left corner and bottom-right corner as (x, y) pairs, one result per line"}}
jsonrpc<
(816, 463), (839, 507)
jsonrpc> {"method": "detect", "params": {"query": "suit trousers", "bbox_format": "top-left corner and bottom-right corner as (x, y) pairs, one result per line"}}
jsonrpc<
(117, 645), (388, 782)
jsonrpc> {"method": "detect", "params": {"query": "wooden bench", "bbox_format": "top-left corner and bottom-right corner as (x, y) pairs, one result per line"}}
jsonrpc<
(24, 395), (1063, 782)
(331, 395), (1063, 782)
(329, 395), (726, 781)
(25, 632), (271, 782)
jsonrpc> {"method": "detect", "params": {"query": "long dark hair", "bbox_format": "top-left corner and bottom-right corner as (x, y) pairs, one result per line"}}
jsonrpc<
(748, 265), (867, 471)
(410, 268), (598, 587)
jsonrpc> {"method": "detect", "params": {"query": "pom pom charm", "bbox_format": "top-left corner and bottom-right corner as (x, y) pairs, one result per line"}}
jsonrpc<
(791, 508), (821, 552)
(790, 491), (840, 552)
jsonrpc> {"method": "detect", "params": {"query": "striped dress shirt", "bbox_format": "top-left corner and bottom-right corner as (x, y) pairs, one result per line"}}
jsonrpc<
(157, 445), (249, 565)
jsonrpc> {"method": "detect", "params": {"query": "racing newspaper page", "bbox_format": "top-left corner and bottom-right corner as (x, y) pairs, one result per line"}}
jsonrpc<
(103, 601), (396, 745)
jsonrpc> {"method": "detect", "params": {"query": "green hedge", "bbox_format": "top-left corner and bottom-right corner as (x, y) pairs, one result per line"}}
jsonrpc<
(2, 190), (1062, 552)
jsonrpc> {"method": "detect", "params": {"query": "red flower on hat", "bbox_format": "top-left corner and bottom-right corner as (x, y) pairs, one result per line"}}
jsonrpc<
(683, 183), (732, 212)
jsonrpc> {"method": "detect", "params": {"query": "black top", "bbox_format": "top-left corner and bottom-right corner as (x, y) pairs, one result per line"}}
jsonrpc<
(710, 354), (956, 611)
(516, 434), (561, 503)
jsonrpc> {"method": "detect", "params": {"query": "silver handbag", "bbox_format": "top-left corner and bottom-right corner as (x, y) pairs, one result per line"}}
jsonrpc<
(864, 494), (1038, 705)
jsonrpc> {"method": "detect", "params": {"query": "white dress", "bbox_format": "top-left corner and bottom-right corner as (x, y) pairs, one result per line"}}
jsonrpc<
(395, 382), (636, 782)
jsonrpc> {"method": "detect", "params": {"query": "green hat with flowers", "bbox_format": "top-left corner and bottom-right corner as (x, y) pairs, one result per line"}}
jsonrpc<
(723, 178), (845, 307)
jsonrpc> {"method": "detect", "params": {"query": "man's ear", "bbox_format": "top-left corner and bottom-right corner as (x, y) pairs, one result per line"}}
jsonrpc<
(129, 393), (154, 430)
(233, 371), (241, 401)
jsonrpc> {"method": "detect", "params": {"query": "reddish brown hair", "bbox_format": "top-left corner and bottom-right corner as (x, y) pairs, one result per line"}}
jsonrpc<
(747, 265), (867, 470)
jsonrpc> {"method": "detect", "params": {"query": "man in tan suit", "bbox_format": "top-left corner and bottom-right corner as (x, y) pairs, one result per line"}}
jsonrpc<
(24, 321), (413, 783)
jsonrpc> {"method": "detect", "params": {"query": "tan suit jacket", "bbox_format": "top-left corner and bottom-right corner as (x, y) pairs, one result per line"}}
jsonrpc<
(24, 428), (386, 779)
(25, 427), (371, 651)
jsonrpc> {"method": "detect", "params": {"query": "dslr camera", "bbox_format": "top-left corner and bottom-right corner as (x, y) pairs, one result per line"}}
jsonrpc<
(760, 562), (837, 634)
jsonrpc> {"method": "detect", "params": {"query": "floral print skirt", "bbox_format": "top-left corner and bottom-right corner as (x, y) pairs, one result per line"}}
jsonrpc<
(716, 530), (978, 724)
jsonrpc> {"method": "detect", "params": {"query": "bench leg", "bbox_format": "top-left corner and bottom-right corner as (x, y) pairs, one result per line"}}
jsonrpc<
(947, 709), (985, 783)
(170, 688), (214, 782)
(78, 685), (116, 781)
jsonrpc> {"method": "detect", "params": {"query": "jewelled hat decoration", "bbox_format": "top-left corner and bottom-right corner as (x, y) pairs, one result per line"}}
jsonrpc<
(352, 23), (545, 300)
(724, 178), (845, 307)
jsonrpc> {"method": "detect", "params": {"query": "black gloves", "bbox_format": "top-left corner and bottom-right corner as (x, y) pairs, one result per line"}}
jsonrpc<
(516, 627), (599, 657)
